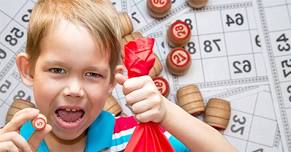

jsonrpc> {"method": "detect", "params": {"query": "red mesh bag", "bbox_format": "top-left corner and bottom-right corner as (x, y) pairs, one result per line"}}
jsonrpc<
(123, 37), (174, 152)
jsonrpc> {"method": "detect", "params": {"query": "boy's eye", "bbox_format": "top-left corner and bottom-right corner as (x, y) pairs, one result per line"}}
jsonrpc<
(49, 68), (66, 74)
(84, 72), (103, 78)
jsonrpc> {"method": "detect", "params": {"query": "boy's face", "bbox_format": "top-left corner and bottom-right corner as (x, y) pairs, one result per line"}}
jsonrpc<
(18, 20), (115, 140)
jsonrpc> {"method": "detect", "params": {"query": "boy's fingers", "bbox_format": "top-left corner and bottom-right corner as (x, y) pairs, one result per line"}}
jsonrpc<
(28, 124), (52, 151)
(121, 76), (153, 95)
(115, 73), (127, 85)
(0, 131), (32, 152)
(3, 108), (39, 132)
(0, 141), (19, 152)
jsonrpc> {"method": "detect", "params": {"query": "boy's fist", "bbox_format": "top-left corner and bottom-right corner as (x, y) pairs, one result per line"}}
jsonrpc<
(115, 73), (166, 123)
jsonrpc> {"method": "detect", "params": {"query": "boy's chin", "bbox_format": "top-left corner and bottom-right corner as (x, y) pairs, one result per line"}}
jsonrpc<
(52, 128), (86, 141)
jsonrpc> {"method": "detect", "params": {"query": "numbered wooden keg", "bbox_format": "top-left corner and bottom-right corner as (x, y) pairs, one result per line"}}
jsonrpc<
(204, 98), (231, 130)
(32, 114), (47, 131)
(147, 0), (171, 18)
(167, 20), (191, 47)
(153, 77), (169, 97)
(118, 12), (133, 37)
(187, 0), (208, 9)
(122, 32), (143, 58)
(166, 48), (191, 75)
(149, 53), (163, 77)
(103, 95), (122, 116)
(6, 99), (35, 124)
(176, 84), (204, 115)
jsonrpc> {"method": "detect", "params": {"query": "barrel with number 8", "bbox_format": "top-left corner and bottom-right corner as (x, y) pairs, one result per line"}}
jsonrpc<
(166, 48), (191, 75)
(167, 20), (191, 47)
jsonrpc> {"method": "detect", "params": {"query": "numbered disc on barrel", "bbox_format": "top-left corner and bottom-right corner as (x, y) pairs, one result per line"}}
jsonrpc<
(147, 0), (171, 18)
(166, 48), (191, 75)
(167, 20), (191, 47)
(152, 77), (169, 97)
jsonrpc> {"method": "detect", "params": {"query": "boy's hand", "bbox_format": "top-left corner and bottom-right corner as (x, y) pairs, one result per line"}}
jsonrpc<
(0, 108), (52, 152)
(115, 73), (167, 123)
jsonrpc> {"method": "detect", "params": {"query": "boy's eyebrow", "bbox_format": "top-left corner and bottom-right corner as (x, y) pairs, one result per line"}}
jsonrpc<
(86, 66), (109, 74)
(43, 60), (109, 73)
(43, 60), (66, 66)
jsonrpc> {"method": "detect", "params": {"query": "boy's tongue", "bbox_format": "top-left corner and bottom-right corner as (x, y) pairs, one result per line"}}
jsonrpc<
(57, 109), (83, 122)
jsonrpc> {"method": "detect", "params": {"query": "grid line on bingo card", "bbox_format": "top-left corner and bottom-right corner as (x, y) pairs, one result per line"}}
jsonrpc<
(257, 0), (291, 150)
(244, 93), (265, 150)
(121, 0), (127, 11)
(226, 133), (274, 149)
(196, 76), (268, 89)
(244, 7), (259, 77)
(0, 78), (21, 108)
(218, 10), (232, 80)
(132, 0), (150, 25)
(193, 11), (206, 83)
(0, 0), (30, 31)
(189, 28), (257, 38)
(0, 44), (26, 81)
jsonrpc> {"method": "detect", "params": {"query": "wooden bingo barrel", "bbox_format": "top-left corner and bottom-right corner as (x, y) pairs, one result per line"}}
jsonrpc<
(122, 32), (143, 58)
(118, 12), (133, 37)
(166, 48), (191, 75)
(103, 95), (122, 116)
(147, 0), (171, 18)
(149, 53), (163, 77)
(6, 99), (35, 124)
(32, 114), (47, 131)
(167, 20), (191, 47)
(153, 77), (169, 97)
(204, 98), (231, 130)
(187, 0), (208, 9)
(176, 84), (204, 115)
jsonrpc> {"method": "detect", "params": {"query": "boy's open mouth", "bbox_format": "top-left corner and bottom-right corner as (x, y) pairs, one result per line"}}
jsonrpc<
(55, 107), (85, 129)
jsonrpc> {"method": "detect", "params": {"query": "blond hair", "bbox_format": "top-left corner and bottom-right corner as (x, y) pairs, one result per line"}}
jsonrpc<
(26, 0), (121, 81)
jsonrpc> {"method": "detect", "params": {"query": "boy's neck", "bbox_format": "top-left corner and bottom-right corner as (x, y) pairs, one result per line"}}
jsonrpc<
(45, 131), (87, 152)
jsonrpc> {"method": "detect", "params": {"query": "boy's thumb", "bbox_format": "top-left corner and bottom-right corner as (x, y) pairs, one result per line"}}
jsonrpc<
(115, 73), (127, 85)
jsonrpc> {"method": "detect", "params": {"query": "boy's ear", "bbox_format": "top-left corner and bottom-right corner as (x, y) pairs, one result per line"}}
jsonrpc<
(16, 53), (34, 86)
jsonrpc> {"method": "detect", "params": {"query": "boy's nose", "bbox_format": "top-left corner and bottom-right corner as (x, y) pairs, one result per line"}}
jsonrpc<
(63, 79), (84, 97)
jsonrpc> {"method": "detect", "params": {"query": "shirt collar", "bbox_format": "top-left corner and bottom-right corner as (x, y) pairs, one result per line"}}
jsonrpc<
(20, 111), (115, 152)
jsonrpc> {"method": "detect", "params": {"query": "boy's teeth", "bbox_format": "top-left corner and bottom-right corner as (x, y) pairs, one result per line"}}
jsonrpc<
(72, 109), (76, 112)
(65, 108), (71, 112)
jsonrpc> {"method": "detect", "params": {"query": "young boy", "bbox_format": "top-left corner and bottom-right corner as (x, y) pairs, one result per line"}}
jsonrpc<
(0, 0), (236, 151)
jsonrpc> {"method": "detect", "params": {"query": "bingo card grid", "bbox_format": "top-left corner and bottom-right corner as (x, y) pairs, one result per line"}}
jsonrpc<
(0, 0), (35, 126)
(200, 85), (280, 151)
(145, 2), (268, 95)
(255, 0), (291, 151)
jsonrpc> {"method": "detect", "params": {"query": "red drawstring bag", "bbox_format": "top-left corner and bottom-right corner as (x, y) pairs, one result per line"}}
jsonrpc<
(123, 37), (174, 152)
